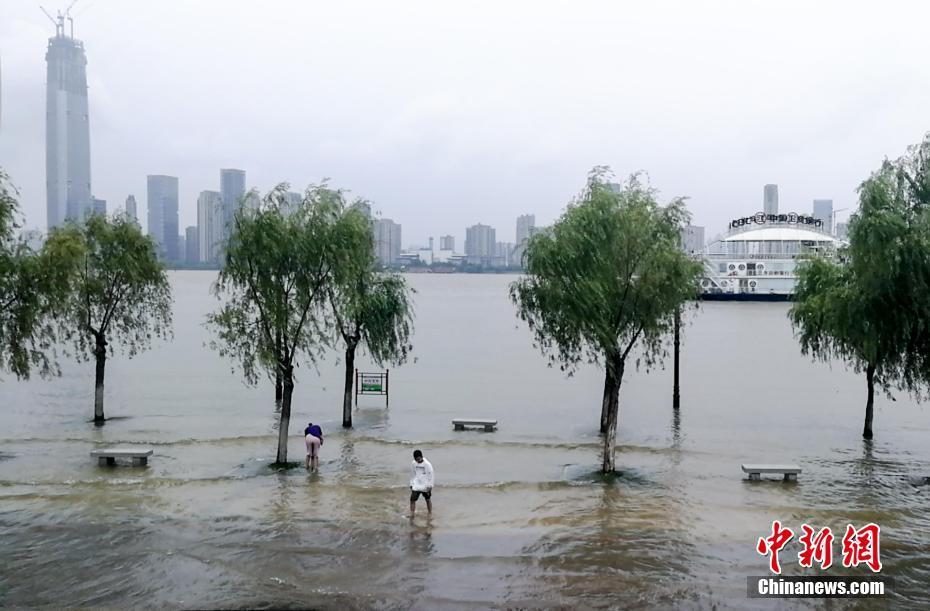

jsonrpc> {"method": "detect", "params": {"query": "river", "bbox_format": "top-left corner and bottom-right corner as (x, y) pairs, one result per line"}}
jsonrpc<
(1, 271), (927, 608)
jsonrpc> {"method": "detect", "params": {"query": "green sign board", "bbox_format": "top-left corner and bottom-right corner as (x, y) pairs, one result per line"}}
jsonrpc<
(356, 369), (389, 406)
(361, 376), (382, 392)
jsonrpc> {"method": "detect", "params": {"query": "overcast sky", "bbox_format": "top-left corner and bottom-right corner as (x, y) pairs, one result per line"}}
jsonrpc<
(2, 0), (929, 246)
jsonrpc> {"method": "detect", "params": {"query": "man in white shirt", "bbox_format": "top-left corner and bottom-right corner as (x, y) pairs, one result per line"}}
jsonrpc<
(409, 449), (434, 516)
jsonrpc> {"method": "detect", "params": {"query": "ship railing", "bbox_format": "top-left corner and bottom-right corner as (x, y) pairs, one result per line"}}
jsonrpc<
(701, 252), (820, 260)
(700, 258), (725, 290)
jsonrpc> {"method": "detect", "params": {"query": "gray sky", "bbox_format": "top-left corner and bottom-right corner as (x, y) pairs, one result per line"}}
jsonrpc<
(2, 0), (930, 247)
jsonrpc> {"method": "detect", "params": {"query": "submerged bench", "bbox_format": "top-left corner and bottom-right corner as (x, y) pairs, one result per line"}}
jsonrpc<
(91, 447), (154, 467)
(452, 418), (498, 432)
(742, 464), (801, 481)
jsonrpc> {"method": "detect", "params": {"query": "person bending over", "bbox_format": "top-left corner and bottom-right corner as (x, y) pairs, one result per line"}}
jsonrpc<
(304, 422), (323, 471)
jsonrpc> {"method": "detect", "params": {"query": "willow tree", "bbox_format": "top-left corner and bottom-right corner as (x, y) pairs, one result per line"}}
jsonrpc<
(330, 270), (414, 428)
(0, 170), (60, 379)
(208, 184), (371, 465)
(511, 169), (702, 473)
(43, 213), (172, 423)
(791, 136), (930, 439)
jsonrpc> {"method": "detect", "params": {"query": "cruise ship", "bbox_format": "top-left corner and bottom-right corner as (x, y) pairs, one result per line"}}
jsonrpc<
(698, 212), (843, 301)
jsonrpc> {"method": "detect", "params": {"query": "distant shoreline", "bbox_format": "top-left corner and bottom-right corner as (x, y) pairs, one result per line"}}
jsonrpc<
(164, 265), (525, 275)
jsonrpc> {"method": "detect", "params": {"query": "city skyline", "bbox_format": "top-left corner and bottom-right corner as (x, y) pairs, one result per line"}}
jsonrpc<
(5, 2), (921, 247)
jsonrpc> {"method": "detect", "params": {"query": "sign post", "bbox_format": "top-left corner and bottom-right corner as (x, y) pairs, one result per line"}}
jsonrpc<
(355, 368), (389, 407)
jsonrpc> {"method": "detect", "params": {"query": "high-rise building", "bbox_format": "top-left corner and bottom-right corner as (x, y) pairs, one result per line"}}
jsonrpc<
(177, 234), (186, 265)
(45, 13), (92, 230)
(276, 191), (302, 216)
(220, 168), (246, 236)
(147, 175), (179, 261)
(812, 199), (833, 234)
(835, 222), (848, 241)
(494, 241), (515, 268)
(763, 184), (778, 216)
(244, 190), (261, 212)
(681, 225), (705, 254)
(185, 226), (199, 264)
(197, 190), (223, 264)
(276, 191), (297, 215)
(90, 197), (106, 217)
(440, 235), (455, 252)
(465, 223), (495, 266)
(352, 200), (372, 219)
(125, 195), (137, 223)
(513, 214), (536, 266)
(373, 218), (401, 266)
(516, 214), (535, 244)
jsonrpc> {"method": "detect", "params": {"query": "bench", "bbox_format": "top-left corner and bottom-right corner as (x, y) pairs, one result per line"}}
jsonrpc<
(91, 447), (154, 466)
(742, 464), (801, 481)
(452, 418), (497, 432)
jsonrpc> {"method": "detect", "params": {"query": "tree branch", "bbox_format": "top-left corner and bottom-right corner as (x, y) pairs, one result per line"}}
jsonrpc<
(287, 258), (330, 359)
(99, 269), (126, 334)
(242, 240), (276, 351)
(328, 287), (351, 344)
(621, 325), (643, 363)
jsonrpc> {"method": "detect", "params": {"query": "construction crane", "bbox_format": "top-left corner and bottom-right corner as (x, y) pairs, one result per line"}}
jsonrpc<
(39, 1), (79, 38)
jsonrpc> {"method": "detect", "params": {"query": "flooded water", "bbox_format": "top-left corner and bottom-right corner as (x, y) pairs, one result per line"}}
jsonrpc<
(1, 271), (928, 609)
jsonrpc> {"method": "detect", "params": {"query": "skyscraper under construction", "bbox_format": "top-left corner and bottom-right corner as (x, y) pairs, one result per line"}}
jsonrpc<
(45, 10), (92, 230)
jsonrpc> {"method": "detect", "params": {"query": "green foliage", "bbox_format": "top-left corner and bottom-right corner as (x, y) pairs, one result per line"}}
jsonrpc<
(791, 134), (930, 398)
(42, 213), (173, 359)
(511, 168), (703, 372)
(325, 199), (409, 363)
(208, 183), (373, 385)
(330, 270), (415, 367)
(0, 170), (60, 379)
(789, 256), (887, 381)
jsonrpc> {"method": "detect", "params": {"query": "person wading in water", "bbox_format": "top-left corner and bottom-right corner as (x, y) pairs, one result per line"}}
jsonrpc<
(409, 449), (434, 516)
(304, 422), (323, 471)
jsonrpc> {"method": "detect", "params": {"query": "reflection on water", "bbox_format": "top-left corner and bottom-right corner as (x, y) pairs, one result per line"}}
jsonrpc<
(1, 272), (929, 607)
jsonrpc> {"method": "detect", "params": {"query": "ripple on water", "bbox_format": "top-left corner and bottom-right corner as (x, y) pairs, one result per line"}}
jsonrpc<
(2, 284), (930, 607)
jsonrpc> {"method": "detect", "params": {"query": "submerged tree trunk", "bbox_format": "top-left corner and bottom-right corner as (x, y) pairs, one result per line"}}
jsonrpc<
(599, 375), (611, 433)
(601, 355), (624, 473)
(673, 308), (681, 409)
(276, 365), (294, 464)
(274, 330), (283, 406)
(93, 336), (107, 424)
(863, 363), (875, 440)
(343, 343), (357, 428)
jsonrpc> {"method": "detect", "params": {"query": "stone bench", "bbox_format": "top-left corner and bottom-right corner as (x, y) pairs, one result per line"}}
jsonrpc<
(452, 418), (498, 432)
(91, 447), (154, 467)
(742, 463), (801, 481)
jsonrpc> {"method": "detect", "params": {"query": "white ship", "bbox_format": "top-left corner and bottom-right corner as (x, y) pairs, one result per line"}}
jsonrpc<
(699, 212), (843, 301)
